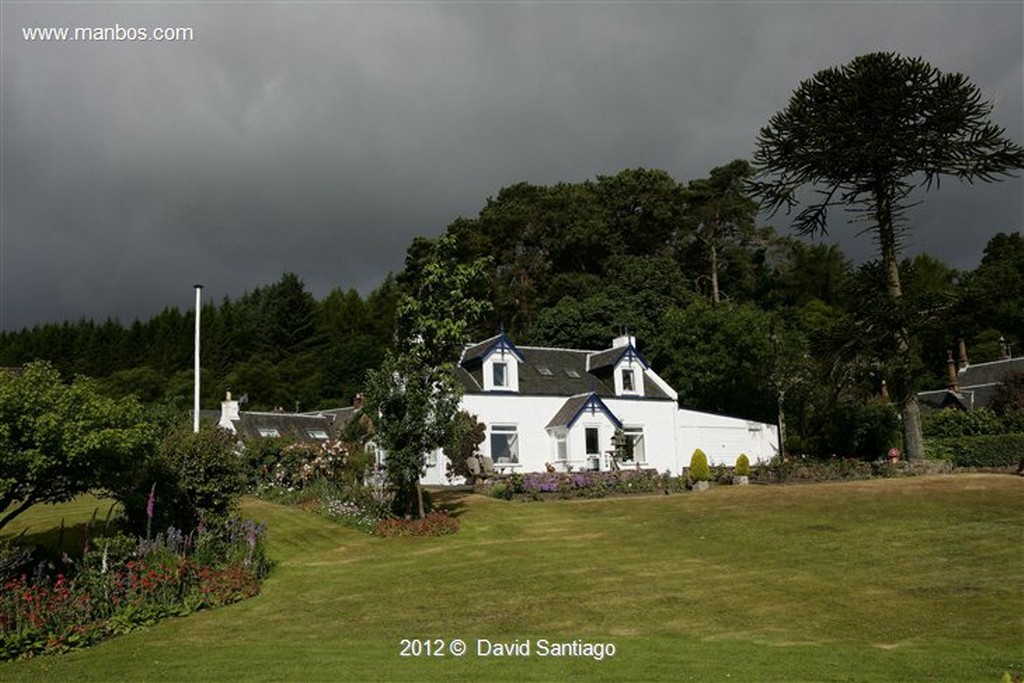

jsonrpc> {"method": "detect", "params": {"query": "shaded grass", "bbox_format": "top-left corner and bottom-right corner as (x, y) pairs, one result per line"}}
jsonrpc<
(2, 475), (1022, 682)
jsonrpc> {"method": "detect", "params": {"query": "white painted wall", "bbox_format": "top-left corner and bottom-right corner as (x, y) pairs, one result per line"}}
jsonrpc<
(677, 408), (779, 468)
(419, 406), (778, 485)
(418, 400), (779, 486)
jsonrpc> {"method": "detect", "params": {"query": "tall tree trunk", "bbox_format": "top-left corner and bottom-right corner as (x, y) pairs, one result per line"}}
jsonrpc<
(709, 240), (720, 305)
(876, 188), (926, 461)
(416, 481), (425, 519)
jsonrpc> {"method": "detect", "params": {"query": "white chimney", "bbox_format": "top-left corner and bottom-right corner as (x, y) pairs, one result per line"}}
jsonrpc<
(612, 334), (636, 349)
(219, 389), (240, 433)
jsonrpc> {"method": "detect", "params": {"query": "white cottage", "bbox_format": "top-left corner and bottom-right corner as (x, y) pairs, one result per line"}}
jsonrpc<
(418, 332), (779, 485)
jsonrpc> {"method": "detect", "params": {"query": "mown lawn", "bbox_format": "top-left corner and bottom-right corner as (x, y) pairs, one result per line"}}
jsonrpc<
(2, 474), (1022, 682)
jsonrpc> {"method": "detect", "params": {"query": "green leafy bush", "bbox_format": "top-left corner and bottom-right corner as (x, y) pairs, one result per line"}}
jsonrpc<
(114, 427), (246, 535)
(926, 434), (1024, 468)
(1002, 409), (1024, 434)
(735, 454), (751, 477)
(923, 408), (1005, 438)
(689, 449), (711, 482)
(826, 401), (902, 459)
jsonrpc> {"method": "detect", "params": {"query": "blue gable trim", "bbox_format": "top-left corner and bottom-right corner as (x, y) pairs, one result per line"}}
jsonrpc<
(567, 393), (622, 429)
(621, 344), (648, 369)
(588, 343), (649, 372)
(481, 331), (526, 363)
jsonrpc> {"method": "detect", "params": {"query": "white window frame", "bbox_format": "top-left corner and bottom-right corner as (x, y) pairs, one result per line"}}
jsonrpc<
(622, 368), (635, 392)
(622, 426), (646, 463)
(490, 424), (519, 464)
(493, 362), (508, 388)
(258, 427), (280, 438)
(585, 426), (600, 456)
(554, 429), (568, 462)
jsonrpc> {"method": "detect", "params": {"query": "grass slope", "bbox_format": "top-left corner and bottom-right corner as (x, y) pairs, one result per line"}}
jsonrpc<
(2, 475), (1022, 682)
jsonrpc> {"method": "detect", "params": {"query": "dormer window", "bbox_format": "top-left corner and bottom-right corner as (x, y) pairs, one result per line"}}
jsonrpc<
(464, 331), (524, 392)
(493, 362), (508, 388)
(615, 361), (644, 396)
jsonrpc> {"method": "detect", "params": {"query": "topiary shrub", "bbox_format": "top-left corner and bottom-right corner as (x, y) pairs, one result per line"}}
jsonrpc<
(689, 449), (710, 482)
(735, 454), (751, 477)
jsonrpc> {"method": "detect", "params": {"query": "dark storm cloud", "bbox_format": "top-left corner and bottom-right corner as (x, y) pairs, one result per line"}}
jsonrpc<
(2, 2), (1021, 330)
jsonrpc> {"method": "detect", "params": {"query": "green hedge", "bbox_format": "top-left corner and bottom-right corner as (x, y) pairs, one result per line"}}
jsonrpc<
(927, 433), (1024, 468)
(922, 408), (1005, 438)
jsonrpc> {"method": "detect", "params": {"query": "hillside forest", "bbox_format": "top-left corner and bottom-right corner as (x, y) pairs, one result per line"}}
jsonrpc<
(2, 166), (1022, 458)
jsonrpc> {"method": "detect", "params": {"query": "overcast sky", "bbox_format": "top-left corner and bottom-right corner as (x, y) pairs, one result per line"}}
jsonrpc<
(2, 2), (1021, 332)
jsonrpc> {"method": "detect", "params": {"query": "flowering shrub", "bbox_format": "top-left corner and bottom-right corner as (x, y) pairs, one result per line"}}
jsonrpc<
(257, 475), (391, 534)
(372, 511), (459, 538)
(0, 518), (271, 661)
(487, 469), (685, 500)
(321, 498), (389, 533)
(271, 440), (349, 491)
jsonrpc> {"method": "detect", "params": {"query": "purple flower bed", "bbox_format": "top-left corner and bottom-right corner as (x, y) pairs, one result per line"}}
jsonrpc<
(488, 468), (687, 500)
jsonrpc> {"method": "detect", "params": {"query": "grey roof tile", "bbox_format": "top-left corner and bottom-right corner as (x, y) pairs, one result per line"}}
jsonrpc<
(457, 339), (672, 400)
(232, 412), (336, 441)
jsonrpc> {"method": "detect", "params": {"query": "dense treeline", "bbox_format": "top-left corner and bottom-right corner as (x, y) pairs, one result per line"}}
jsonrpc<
(0, 274), (399, 412)
(1, 167), (1021, 456)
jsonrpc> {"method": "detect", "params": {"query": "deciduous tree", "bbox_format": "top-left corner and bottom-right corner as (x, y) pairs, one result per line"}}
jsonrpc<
(0, 362), (156, 532)
(365, 234), (491, 518)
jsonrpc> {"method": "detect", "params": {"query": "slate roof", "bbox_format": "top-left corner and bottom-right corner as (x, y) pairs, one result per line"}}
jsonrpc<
(230, 412), (337, 441)
(918, 389), (969, 412)
(918, 356), (1024, 412)
(462, 332), (525, 364)
(958, 357), (1024, 389)
(457, 340), (673, 400)
(314, 406), (359, 426)
(587, 345), (647, 372)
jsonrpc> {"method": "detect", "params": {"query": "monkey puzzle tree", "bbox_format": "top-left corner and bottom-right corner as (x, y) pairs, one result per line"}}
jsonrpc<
(751, 52), (1024, 461)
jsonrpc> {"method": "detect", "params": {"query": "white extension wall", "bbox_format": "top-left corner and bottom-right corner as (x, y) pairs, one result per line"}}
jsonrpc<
(676, 408), (779, 468)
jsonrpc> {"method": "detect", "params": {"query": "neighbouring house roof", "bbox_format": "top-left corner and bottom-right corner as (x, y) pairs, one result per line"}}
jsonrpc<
(314, 406), (359, 426)
(958, 357), (1024, 388)
(230, 412), (337, 441)
(545, 393), (623, 429)
(918, 356), (1024, 412)
(456, 342), (673, 400)
(918, 389), (970, 412)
